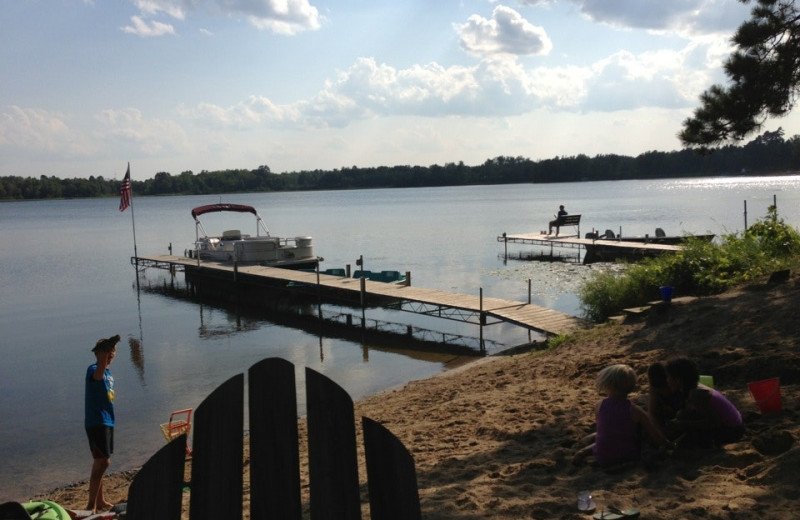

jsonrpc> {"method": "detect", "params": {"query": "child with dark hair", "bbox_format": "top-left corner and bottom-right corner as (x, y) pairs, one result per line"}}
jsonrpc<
(85, 334), (120, 512)
(573, 364), (671, 466)
(647, 362), (685, 439)
(665, 357), (744, 447)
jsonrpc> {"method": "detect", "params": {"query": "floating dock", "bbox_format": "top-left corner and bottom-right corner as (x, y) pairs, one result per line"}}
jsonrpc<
(498, 232), (683, 264)
(133, 255), (587, 340)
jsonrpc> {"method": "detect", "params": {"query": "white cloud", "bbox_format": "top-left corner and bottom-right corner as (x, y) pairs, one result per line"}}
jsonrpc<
(122, 16), (176, 37)
(233, 0), (322, 34)
(133, 0), (185, 20)
(0, 106), (95, 158)
(181, 40), (717, 131)
(126, 0), (321, 35)
(456, 5), (552, 58)
(94, 108), (190, 156)
(525, 64), (593, 108)
(0, 105), (193, 165)
(573, 0), (749, 34)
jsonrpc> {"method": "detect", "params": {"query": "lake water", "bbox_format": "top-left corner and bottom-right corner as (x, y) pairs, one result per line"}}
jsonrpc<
(2, 176), (800, 501)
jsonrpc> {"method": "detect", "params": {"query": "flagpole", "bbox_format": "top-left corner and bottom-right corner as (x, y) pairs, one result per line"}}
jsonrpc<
(130, 186), (138, 260)
(119, 163), (138, 282)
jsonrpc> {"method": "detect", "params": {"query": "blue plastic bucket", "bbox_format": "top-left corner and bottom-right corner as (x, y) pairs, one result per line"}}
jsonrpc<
(659, 286), (674, 302)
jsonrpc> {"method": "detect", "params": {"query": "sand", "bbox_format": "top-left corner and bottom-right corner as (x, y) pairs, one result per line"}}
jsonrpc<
(33, 273), (799, 519)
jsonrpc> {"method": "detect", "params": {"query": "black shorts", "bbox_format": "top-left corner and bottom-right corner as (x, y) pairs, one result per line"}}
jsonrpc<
(86, 426), (114, 459)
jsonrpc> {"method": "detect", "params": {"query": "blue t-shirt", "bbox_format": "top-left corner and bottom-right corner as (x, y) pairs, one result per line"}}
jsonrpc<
(85, 364), (115, 429)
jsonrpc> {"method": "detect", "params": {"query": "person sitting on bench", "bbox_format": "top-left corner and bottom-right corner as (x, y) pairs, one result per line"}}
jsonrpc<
(548, 205), (567, 236)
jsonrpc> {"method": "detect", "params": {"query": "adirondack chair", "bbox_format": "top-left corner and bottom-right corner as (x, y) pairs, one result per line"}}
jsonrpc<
(126, 357), (420, 520)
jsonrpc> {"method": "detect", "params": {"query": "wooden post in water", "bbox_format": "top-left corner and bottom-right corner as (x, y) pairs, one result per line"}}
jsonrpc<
(744, 200), (748, 230)
(528, 279), (532, 304)
(479, 288), (485, 352)
(316, 264), (322, 319)
(360, 276), (366, 328)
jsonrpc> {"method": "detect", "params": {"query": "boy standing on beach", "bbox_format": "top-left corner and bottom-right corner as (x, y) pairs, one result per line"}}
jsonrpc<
(84, 334), (120, 513)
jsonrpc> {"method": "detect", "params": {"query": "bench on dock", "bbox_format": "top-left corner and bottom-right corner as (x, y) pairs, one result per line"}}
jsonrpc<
(125, 357), (421, 520)
(553, 214), (581, 237)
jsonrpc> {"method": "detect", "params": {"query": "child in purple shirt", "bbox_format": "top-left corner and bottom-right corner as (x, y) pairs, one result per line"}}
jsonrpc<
(574, 364), (671, 466)
(665, 357), (744, 447)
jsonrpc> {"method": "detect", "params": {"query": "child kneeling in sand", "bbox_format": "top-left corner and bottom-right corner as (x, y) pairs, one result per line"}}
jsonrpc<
(647, 361), (685, 439)
(665, 357), (744, 448)
(573, 364), (671, 466)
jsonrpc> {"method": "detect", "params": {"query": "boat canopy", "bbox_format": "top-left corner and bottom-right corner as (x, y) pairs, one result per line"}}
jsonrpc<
(191, 204), (258, 221)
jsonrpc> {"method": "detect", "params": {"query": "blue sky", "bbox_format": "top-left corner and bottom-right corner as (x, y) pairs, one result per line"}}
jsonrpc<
(2, 0), (794, 181)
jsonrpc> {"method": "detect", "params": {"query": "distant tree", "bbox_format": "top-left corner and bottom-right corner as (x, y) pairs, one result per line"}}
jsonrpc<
(680, 0), (800, 150)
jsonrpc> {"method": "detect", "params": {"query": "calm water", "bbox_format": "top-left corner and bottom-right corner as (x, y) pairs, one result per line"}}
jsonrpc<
(2, 176), (799, 500)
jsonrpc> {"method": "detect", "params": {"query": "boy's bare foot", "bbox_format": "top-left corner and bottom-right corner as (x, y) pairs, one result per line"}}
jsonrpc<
(101, 501), (115, 511)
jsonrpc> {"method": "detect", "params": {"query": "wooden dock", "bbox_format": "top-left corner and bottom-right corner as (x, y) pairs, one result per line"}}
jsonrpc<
(133, 255), (587, 338)
(498, 232), (682, 264)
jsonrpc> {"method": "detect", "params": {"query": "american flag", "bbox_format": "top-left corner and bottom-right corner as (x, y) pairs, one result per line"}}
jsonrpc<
(119, 164), (131, 212)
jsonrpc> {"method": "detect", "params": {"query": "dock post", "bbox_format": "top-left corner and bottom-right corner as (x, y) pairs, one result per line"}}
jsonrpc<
(744, 200), (748, 230)
(405, 271), (411, 286)
(528, 279), (531, 304)
(346, 264), (351, 277)
(479, 288), (485, 352)
(360, 277), (366, 328)
(503, 232), (508, 261)
(316, 264), (322, 319)
(233, 261), (238, 282)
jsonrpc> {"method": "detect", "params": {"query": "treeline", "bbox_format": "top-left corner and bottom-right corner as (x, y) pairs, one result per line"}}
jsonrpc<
(2, 129), (799, 201)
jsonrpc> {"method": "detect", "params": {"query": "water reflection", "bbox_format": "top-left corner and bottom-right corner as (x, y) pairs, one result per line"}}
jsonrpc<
(128, 336), (145, 384)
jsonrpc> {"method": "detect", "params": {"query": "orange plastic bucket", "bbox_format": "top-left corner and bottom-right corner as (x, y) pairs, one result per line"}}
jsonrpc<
(748, 378), (782, 414)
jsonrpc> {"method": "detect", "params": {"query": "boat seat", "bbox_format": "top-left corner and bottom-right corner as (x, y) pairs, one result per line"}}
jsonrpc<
(655, 227), (666, 237)
(379, 271), (404, 283)
(222, 230), (242, 240)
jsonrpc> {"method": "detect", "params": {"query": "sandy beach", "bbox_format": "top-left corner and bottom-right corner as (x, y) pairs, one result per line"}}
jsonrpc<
(33, 273), (799, 519)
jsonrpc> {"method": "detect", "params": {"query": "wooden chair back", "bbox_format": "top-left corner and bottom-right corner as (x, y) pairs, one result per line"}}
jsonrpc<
(126, 357), (420, 520)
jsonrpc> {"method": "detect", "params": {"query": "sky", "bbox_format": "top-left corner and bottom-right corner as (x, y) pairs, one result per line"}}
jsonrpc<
(2, 0), (798, 181)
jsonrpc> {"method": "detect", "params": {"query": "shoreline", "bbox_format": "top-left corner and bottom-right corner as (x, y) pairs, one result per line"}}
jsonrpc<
(31, 274), (800, 519)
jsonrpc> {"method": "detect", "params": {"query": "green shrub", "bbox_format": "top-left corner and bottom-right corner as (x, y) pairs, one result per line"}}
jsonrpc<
(579, 207), (800, 322)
